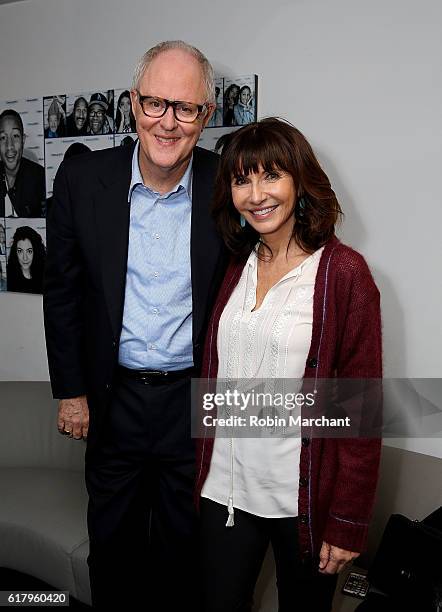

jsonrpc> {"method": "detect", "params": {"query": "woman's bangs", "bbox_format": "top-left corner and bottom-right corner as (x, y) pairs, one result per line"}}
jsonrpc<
(229, 129), (291, 178)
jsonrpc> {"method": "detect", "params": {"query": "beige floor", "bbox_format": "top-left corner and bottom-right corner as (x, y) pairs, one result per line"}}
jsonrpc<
(332, 568), (365, 612)
(254, 550), (365, 611)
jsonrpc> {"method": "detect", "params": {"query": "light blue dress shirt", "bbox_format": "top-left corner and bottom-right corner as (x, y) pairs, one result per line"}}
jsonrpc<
(118, 142), (193, 370)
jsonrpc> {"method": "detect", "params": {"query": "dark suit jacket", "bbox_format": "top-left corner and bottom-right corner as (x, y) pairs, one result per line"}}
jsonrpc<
(43, 143), (226, 443)
(0, 157), (46, 217)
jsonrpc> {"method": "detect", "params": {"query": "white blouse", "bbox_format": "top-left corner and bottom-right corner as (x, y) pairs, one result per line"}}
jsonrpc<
(201, 246), (323, 519)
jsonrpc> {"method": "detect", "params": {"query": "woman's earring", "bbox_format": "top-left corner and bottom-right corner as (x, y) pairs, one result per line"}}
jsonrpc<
(296, 196), (306, 218)
(240, 214), (246, 228)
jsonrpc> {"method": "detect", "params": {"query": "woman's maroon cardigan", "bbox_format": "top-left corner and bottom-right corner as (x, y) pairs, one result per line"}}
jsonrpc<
(195, 236), (383, 560)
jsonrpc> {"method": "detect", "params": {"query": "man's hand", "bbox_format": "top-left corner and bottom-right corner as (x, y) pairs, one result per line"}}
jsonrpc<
(58, 395), (89, 440)
(318, 541), (360, 574)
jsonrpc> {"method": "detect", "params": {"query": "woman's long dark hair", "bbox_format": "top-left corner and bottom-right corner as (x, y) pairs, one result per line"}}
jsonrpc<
(7, 226), (46, 291)
(115, 90), (136, 133)
(212, 117), (343, 259)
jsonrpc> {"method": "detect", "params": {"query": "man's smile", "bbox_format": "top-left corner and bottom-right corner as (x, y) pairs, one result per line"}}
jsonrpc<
(154, 135), (181, 146)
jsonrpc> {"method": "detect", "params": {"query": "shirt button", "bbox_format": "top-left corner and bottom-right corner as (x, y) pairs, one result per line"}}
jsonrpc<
(152, 308), (159, 314)
(301, 437), (310, 447)
(154, 233), (160, 239)
(299, 476), (309, 487)
(154, 272), (159, 277)
(149, 344), (156, 350)
(307, 357), (318, 368)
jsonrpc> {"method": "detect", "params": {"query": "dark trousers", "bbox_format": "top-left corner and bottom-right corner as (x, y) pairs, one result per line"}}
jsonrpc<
(199, 498), (338, 612)
(85, 373), (198, 610)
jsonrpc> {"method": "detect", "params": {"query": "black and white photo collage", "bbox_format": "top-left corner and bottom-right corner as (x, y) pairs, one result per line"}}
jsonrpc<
(0, 75), (257, 295)
(198, 74), (258, 153)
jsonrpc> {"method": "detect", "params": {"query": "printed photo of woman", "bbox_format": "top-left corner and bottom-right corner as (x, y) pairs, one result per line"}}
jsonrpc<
(6, 225), (46, 294)
(115, 90), (136, 133)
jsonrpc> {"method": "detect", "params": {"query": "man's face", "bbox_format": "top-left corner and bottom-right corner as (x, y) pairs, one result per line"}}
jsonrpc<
(89, 103), (105, 134)
(0, 116), (24, 174)
(48, 114), (58, 133)
(131, 49), (213, 178)
(74, 99), (87, 130)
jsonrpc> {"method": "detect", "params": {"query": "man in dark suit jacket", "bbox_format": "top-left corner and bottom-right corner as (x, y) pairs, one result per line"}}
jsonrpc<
(0, 109), (45, 218)
(43, 41), (225, 610)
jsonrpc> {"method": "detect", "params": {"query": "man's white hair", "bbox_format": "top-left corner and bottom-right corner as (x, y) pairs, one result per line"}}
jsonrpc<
(132, 40), (215, 104)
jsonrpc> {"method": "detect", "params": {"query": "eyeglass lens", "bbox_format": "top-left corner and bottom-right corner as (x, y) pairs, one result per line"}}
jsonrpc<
(140, 97), (201, 122)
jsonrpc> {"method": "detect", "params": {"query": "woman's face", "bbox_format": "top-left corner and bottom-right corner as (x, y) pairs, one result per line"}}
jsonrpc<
(231, 165), (296, 242)
(240, 88), (251, 104)
(119, 96), (131, 116)
(17, 238), (33, 271)
(228, 86), (239, 103)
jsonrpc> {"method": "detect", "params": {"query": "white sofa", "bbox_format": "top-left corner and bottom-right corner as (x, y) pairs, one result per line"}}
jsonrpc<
(0, 382), (91, 606)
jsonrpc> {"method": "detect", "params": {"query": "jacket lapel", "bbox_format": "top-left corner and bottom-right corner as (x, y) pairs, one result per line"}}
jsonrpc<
(94, 146), (133, 339)
(190, 148), (221, 345)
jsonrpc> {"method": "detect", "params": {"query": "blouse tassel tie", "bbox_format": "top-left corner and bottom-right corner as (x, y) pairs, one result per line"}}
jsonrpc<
(225, 436), (235, 527)
(226, 495), (235, 527)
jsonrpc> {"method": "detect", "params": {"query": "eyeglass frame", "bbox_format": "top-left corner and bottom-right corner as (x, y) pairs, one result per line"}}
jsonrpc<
(136, 91), (210, 123)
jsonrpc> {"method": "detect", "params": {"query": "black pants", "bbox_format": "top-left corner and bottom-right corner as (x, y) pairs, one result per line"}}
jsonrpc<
(199, 498), (338, 612)
(85, 373), (198, 610)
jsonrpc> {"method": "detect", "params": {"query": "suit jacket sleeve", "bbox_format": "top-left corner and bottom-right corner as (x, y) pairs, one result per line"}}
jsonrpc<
(43, 161), (87, 398)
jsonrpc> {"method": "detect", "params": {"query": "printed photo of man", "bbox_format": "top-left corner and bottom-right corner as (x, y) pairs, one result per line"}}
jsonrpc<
(86, 92), (114, 135)
(0, 109), (45, 218)
(66, 96), (88, 137)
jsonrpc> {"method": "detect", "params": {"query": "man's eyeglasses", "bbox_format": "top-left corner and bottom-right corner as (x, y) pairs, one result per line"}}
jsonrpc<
(89, 110), (104, 118)
(137, 92), (208, 123)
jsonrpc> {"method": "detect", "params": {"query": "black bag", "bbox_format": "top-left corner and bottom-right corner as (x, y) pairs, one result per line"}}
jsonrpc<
(367, 507), (442, 611)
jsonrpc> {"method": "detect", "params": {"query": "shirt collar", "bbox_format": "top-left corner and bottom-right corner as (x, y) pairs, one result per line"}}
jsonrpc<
(128, 140), (193, 202)
(246, 244), (324, 279)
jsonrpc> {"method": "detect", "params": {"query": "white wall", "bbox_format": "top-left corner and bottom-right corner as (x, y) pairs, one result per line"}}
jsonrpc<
(1, 0), (441, 453)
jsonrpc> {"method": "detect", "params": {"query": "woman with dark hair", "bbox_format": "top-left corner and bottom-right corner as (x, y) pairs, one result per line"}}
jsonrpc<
(223, 83), (240, 126)
(7, 225), (46, 293)
(196, 118), (382, 611)
(0, 223), (5, 255)
(0, 259), (6, 291)
(115, 90), (136, 133)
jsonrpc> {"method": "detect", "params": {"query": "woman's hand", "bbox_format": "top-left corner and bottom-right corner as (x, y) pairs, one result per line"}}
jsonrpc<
(318, 541), (360, 574)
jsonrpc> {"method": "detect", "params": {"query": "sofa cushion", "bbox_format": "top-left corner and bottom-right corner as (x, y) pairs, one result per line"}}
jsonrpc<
(71, 540), (91, 605)
(0, 467), (88, 599)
